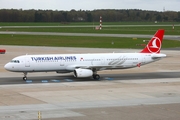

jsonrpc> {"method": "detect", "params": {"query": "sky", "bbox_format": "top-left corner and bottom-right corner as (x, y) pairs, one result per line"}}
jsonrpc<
(0, 0), (179, 11)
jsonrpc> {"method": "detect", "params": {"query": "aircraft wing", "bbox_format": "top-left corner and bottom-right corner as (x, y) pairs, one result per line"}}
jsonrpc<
(66, 64), (124, 71)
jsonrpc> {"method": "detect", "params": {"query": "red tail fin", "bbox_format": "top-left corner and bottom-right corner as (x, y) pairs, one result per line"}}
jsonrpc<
(140, 29), (164, 53)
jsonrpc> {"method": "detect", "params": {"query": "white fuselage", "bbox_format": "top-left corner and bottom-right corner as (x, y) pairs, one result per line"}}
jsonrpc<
(4, 53), (165, 73)
(4, 29), (166, 80)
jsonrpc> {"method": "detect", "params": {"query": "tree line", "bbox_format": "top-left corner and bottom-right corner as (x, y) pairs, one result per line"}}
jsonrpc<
(0, 9), (180, 22)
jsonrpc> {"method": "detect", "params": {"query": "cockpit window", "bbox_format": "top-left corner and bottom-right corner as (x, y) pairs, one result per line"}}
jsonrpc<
(10, 60), (20, 63)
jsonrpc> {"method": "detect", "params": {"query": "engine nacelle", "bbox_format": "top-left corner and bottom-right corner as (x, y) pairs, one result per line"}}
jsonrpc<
(74, 69), (93, 78)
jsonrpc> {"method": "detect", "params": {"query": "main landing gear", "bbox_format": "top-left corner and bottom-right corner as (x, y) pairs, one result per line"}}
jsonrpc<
(93, 74), (100, 80)
(23, 72), (27, 81)
(92, 68), (100, 80)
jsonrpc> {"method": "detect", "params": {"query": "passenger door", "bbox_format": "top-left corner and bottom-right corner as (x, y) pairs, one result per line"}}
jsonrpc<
(25, 57), (30, 67)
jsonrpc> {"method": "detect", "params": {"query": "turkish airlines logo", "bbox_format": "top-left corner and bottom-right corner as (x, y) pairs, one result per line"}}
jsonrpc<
(147, 37), (161, 53)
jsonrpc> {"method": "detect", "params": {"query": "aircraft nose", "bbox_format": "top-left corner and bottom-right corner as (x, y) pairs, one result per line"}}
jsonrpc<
(4, 63), (12, 71)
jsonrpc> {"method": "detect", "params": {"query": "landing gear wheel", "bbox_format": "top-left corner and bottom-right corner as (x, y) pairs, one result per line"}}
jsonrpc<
(23, 77), (27, 81)
(93, 74), (100, 80)
(23, 72), (28, 81)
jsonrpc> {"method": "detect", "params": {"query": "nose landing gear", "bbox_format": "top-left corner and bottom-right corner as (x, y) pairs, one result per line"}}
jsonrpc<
(23, 72), (27, 81)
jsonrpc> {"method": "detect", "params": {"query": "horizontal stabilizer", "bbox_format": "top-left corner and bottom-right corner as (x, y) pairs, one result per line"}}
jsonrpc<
(151, 53), (166, 59)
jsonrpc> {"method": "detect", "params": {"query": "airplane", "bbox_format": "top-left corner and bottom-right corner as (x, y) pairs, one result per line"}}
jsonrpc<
(4, 29), (166, 81)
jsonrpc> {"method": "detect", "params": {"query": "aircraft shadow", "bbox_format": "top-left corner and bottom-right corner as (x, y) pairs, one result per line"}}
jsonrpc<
(0, 72), (180, 85)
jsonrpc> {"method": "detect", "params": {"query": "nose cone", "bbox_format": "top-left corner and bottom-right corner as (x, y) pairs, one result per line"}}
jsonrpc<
(4, 63), (12, 71)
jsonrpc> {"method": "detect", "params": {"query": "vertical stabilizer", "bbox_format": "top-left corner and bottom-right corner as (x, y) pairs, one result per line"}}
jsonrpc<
(140, 29), (164, 53)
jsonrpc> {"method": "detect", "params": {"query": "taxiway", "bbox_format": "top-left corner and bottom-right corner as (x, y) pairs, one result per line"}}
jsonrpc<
(0, 31), (180, 40)
(0, 45), (180, 120)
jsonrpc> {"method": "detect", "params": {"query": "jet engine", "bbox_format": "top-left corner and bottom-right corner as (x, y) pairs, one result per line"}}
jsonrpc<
(74, 69), (93, 78)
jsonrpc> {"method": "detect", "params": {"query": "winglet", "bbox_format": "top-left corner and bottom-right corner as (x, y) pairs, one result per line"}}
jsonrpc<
(140, 29), (164, 53)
